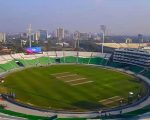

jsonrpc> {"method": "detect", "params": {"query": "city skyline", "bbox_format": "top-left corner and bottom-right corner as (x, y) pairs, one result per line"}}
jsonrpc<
(0, 0), (150, 35)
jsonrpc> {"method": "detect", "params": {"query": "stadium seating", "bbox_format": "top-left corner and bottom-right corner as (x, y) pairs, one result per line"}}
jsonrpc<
(36, 57), (49, 65)
(0, 52), (119, 73)
(127, 65), (144, 74)
(0, 67), (5, 73)
(60, 56), (77, 63)
(107, 62), (144, 73)
(142, 70), (150, 79)
(0, 52), (145, 75)
(89, 57), (104, 65)
(0, 51), (150, 119)
(15, 59), (36, 67)
(108, 61), (125, 68)
(0, 60), (19, 71)
(59, 56), (107, 65)
(78, 57), (90, 64)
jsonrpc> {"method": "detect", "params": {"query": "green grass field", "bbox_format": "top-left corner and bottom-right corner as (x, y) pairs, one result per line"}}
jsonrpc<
(1, 64), (146, 111)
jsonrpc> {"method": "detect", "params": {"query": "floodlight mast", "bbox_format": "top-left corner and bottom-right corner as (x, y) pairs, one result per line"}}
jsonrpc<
(100, 25), (106, 54)
(28, 24), (32, 48)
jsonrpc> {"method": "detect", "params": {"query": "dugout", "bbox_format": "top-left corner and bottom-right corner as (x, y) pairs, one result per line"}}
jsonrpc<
(55, 58), (61, 63)
(15, 61), (24, 67)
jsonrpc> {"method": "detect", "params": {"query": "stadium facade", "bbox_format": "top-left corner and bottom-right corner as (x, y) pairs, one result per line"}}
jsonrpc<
(113, 48), (150, 68)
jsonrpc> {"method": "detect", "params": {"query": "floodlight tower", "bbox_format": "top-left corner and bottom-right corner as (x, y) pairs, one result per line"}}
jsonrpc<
(27, 24), (32, 48)
(100, 25), (106, 53)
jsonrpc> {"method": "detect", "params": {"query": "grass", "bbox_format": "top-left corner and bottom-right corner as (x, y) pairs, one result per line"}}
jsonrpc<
(2, 64), (146, 112)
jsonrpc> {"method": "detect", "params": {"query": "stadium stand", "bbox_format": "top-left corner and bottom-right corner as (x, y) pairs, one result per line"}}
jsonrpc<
(78, 57), (90, 64)
(0, 61), (19, 71)
(0, 51), (110, 73)
(127, 65), (144, 74)
(0, 51), (144, 74)
(0, 51), (150, 119)
(36, 57), (49, 65)
(60, 56), (77, 63)
(0, 66), (5, 73)
(143, 70), (150, 79)
(108, 62), (144, 74)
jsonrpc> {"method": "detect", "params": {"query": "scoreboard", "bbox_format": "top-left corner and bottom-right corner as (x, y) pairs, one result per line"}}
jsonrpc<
(25, 47), (42, 54)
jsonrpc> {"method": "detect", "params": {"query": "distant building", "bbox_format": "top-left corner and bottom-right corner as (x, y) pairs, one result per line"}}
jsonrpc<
(64, 30), (71, 39)
(36, 30), (48, 41)
(73, 31), (80, 40)
(35, 32), (40, 42)
(92, 33), (101, 40)
(73, 31), (89, 40)
(31, 33), (35, 41)
(21, 33), (28, 39)
(0, 33), (6, 43)
(79, 32), (89, 40)
(56, 28), (64, 41)
(125, 38), (132, 43)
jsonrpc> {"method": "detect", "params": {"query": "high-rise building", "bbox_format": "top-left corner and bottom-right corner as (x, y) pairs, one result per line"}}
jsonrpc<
(73, 31), (89, 40)
(64, 30), (70, 39)
(35, 32), (40, 41)
(56, 28), (64, 41)
(0, 32), (6, 43)
(36, 30), (48, 41)
(21, 33), (28, 39)
(39, 30), (48, 41)
(79, 32), (89, 40)
(73, 31), (80, 40)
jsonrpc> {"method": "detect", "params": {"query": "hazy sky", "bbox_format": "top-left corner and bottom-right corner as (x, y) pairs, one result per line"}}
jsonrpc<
(0, 0), (150, 35)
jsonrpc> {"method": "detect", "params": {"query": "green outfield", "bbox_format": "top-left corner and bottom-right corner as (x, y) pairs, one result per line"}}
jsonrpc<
(1, 64), (146, 111)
